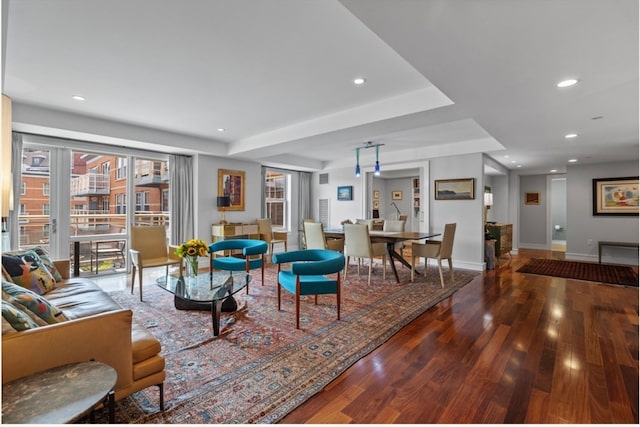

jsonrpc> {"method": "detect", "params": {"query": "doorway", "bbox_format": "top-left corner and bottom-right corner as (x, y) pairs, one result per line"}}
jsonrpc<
(550, 177), (567, 252)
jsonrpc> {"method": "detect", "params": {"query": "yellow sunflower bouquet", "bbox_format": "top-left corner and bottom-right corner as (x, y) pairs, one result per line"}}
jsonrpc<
(175, 239), (209, 258)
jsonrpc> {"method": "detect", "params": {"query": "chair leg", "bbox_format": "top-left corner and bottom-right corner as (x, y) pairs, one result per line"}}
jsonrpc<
(131, 266), (137, 294)
(138, 268), (144, 301)
(411, 256), (415, 282)
(448, 258), (454, 283)
(344, 256), (350, 280)
(295, 293), (300, 329)
(367, 258), (372, 286)
(382, 256), (386, 280)
(437, 259), (444, 288)
(277, 283), (282, 311)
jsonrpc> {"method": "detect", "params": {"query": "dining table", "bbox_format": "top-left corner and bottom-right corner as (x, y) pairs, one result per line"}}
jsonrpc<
(324, 228), (441, 283)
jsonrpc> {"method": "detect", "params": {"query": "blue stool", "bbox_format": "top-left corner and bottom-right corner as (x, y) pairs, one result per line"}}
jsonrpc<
(208, 239), (268, 296)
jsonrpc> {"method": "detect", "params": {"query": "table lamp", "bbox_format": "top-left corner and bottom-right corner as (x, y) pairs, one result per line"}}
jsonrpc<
(216, 196), (231, 224)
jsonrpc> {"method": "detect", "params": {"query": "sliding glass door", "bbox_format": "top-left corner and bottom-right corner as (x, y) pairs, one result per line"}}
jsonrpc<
(17, 135), (170, 276)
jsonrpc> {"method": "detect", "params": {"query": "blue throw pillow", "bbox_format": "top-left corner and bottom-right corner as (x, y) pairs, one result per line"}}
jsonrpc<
(1, 300), (39, 331)
(2, 280), (67, 324)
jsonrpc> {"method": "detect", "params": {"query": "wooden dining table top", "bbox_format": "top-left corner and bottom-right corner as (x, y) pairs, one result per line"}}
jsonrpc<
(324, 228), (441, 242)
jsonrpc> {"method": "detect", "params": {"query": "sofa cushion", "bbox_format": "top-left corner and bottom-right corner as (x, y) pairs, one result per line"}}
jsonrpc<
(2, 280), (67, 324)
(2, 316), (17, 335)
(1, 251), (57, 295)
(1, 300), (39, 331)
(44, 279), (122, 320)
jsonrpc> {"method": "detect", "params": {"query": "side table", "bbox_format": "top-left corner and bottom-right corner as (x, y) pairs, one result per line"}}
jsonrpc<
(2, 361), (117, 424)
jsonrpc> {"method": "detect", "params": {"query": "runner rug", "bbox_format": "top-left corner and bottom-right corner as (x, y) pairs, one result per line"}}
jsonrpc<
(517, 258), (638, 287)
(95, 262), (477, 423)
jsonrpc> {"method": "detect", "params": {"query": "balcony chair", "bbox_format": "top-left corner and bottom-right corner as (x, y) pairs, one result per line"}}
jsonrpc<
(208, 239), (268, 294)
(130, 225), (182, 301)
(343, 223), (387, 285)
(411, 223), (457, 287)
(257, 218), (288, 257)
(303, 221), (344, 252)
(272, 249), (345, 329)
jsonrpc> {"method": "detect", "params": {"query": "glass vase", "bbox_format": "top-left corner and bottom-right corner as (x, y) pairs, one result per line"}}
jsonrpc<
(185, 256), (199, 278)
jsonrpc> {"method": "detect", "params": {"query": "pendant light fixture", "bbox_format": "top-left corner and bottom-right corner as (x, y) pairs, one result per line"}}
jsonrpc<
(354, 141), (385, 177)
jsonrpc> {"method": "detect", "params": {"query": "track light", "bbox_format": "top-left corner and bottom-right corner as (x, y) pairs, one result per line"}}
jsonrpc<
(354, 141), (384, 177)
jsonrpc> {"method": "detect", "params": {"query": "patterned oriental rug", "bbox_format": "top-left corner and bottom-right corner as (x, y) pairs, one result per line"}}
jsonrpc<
(517, 258), (639, 287)
(95, 262), (477, 423)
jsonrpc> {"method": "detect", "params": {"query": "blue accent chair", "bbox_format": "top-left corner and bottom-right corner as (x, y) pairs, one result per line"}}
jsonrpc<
(208, 239), (268, 294)
(271, 249), (346, 329)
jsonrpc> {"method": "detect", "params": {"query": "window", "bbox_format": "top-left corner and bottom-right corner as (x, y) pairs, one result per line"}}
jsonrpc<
(21, 181), (26, 195)
(116, 193), (126, 214)
(116, 157), (127, 180)
(42, 223), (50, 239)
(264, 171), (290, 229)
(42, 204), (50, 215)
(162, 189), (169, 212)
(136, 191), (150, 211)
(43, 182), (50, 195)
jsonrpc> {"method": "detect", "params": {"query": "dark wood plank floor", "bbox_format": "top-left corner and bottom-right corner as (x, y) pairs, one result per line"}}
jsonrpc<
(280, 249), (639, 424)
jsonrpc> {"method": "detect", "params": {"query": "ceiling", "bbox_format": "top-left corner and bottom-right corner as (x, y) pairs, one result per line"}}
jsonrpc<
(2, 0), (638, 176)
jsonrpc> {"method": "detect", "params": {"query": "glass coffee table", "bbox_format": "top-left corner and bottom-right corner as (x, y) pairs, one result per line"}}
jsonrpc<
(156, 271), (250, 336)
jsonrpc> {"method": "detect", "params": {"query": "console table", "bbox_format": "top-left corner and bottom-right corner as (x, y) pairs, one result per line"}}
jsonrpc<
(211, 223), (259, 242)
(598, 241), (639, 264)
(486, 223), (513, 260)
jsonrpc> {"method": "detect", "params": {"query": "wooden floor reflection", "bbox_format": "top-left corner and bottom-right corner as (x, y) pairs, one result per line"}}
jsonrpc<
(280, 249), (639, 424)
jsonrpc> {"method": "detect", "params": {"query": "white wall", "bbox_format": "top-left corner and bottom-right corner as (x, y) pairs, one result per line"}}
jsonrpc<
(429, 153), (486, 270)
(519, 174), (548, 249)
(565, 161), (639, 265)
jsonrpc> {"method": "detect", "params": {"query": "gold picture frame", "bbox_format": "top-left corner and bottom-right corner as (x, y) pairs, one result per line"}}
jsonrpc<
(434, 178), (475, 200)
(373, 190), (380, 199)
(218, 169), (245, 211)
(392, 191), (403, 200)
(524, 192), (540, 205)
(373, 200), (380, 209)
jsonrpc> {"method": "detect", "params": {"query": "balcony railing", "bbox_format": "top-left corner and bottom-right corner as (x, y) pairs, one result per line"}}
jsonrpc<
(70, 173), (110, 196)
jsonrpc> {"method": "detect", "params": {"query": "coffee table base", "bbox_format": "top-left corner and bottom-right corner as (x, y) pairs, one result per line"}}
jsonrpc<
(173, 295), (238, 312)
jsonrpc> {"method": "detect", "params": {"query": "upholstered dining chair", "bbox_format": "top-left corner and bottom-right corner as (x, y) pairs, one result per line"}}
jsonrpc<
(257, 218), (288, 258)
(130, 225), (183, 301)
(303, 221), (344, 252)
(343, 223), (387, 285)
(411, 223), (457, 287)
(272, 249), (345, 329)
(208, 239), (268, 294)
(383, 219), (407, 256)
(355, 218), (374, 231)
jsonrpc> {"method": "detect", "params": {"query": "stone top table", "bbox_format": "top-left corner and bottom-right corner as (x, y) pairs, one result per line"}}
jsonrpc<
(2, 361), (117, 424)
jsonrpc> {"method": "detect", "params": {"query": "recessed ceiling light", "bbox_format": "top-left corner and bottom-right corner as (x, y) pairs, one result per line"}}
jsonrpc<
(353, 77), (366, 85)
(72, 95), (86, 101)
(568, 159), (578, 163)
(550, 169), (558, 173)
(591, 116), (604, 120)
(511, 160), (516, 164)
(516, 164), (523, 168)
(557, 79), (579, 88)
(503, 155), (510, 158)
(565, 133), (578, 139)
(217, 128), (225, 132)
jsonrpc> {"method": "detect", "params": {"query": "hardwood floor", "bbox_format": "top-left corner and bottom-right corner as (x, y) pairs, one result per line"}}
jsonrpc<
(280, 249), (639, 424)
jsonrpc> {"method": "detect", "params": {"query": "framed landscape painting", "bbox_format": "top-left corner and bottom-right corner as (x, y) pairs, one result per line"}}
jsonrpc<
(592, 176), (639, 216)
(337, 186), (353, 201)
(435, 178), (475, 200)
(218, 169), (245, 211)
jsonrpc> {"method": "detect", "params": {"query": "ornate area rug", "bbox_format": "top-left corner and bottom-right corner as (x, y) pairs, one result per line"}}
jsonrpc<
(96, 262), (477, 423)
(517, 258), (638, 287)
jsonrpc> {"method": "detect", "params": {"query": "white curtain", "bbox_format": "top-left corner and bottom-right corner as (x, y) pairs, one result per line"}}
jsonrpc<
(169, 154), (193, 245)
(8, 133), (22, 250)
(298, 171), (311, 221)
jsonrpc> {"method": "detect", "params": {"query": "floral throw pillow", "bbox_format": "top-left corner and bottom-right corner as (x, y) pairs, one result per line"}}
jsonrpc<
(1, 300), (39, 331)
(2, 280), (67, 324)
(1, 251), (57, 295)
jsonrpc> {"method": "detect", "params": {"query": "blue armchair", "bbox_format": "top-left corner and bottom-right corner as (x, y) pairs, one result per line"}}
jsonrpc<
(208, 239), (268, 294)
(271, 249), (345, 329)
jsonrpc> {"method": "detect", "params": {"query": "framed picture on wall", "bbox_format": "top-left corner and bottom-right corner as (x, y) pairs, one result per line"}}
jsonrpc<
(337, 185), (353, 201)
(434, 178), (475, 200)
(218, 169), (245, 211)
(373, 200), (379, 209)
(592, 176), (639, 216)
(373, 190), (380, 199)
(524, 192), (540, 205)
(391, 191), (403, 200)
